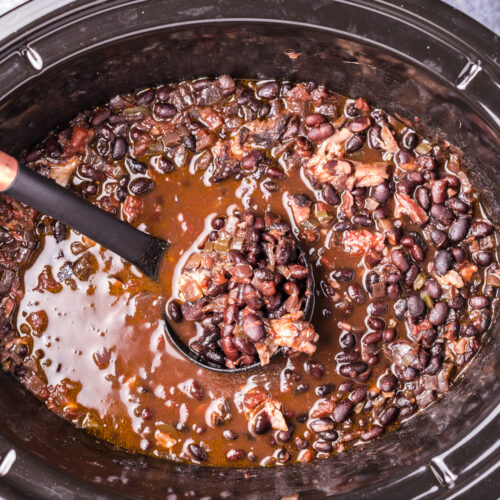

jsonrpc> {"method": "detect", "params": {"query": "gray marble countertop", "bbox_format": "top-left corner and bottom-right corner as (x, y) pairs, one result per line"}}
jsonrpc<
(0, 0), (499, 35)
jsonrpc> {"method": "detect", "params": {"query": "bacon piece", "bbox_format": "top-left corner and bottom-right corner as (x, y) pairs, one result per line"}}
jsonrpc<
(268, 311), (318, 355)
(353, 163), (389, 187)
(395, 193), (429, 226)
(459, 261), (478, 282)
(342, 230), (385, 255)
(310, 399), (335, 418)
(122, 195), (143, 223)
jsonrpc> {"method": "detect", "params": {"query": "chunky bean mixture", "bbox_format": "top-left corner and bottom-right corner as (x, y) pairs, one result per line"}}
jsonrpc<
(1, 77), (497, 466)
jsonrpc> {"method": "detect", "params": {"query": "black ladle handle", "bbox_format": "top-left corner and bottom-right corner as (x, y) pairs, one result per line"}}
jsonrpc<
(0, 153), (167, 280)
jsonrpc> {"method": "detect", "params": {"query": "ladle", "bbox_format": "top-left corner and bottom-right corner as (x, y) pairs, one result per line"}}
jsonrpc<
(0, 151), (315, 372)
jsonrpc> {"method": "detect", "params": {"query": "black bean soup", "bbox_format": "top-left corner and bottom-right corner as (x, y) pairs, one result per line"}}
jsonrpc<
(0, 76), (497, 466)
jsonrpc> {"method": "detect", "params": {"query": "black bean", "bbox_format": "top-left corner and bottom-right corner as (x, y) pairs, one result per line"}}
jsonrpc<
(373, 207), (387, 220)
(471, 221), (494, 238)
(379, 374), (397, 392)
(403, 131), (418, 150)
(332, 400), (354, 423)
(339, 362), (367, 378)
(242, 313), (266, 342)
(253, 412), (271, 434)
(331, 268), (354, 282)
(429, 302), (449, 326)
(188, 443), (208, 461)
(430, 228), (449, 249)
(391, 249), (409, 272)
(397, 178), (414, 195)
(232, 336), (257, 355)
(204, 349), (225, 365)
(345, 134), (365, 152)
(361, 425), (385, 441)
(407, 294), (426, 318)
(81, 181), (98, 196)
(313, 441), (333, 453)
(350, 386), (367, 403)
(305, 113), (326, 126)
(318, 430), (339, 442)
(431, 179), (448, 204)
(322, 183), (340, 205)
(464, 324), (479, 337)
(167, 300), (183, 322)
(367, 301), (388, 316)
(277, 425), (295, 443)
(434, 250), (453, 275)
(154, 103), (177, 118)
(52, 220), (67, 242)
(91, 108), (110, 126)
(310, 418), (335, 432)
(368, 125), (382, 149)
(307, 123), (334, 142)
(257, 81), (280, 99)
(474, 251), (492, 267)
(296, 383), (309, 393)
(469, 295), (489, 309)
(415, 186), (431, 210)
(371, 182), (390, 204)
(125, 157), (147, 174)
(430, 204), (454, 226)
(347, 116), (371, 132)
(129, 177), (155, 195)
(112, 137), (127, 159)
(348, 284), (365, 304)
(366, 319), (385, 333)
(449, 295), (466, 309)
(316, 383), (335, 397)
(446, 197), (469, 214)
(448, 217), (470, 242)
(379, 406), (399, 426)
(383, 328), (397, 342)
(451, 247), (466, 264)
(339, 331), (356, 350)
(425, 280), (442, 299)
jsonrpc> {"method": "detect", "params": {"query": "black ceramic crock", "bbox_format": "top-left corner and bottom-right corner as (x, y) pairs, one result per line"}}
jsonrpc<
(0, 0), (498, 498)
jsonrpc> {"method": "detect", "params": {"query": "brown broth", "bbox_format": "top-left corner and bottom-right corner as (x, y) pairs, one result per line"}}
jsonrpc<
(10, 77), (497, 467)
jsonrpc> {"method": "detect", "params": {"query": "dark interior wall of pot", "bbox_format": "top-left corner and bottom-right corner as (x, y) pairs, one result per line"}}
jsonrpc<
(0, 17), (498, 500)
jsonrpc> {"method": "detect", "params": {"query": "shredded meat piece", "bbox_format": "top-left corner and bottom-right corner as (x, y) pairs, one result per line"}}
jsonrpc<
(254, 340), (280, 366)
(289, 194), (312, 225)
(48, 157), (80, 187)
(177, 269), (211, 301)
(156, 431), (177, 449)
(306, 127), (351, 170)
(342, 230), (385, 255)
(268, 312), (318, 355)
(380, 126), (398, 153)
(395, 193), (429, 225)
(262, 399), (288, 431)
(352, 163), (389, 187)
(435, 270), (464, 288)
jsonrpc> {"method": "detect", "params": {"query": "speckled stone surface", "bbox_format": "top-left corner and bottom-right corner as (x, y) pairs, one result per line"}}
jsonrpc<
(443, 0), (499, 34)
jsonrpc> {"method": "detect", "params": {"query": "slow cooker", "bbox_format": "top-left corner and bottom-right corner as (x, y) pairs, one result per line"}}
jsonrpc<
(0, 0), (498, 498)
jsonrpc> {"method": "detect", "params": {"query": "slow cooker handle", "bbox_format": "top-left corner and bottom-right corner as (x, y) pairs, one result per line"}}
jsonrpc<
(0, 151), (168, 281)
